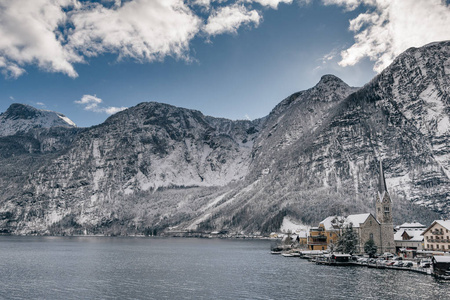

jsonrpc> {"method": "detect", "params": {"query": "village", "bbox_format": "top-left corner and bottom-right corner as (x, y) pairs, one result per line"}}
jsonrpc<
(270, 162), (450, 280)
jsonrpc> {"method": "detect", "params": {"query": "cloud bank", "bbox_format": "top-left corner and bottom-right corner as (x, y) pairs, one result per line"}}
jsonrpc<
(0, 0), (449, 77)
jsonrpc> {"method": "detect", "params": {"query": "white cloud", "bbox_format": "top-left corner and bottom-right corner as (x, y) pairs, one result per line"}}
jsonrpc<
(324, 0), (450, 72)
(246, 0), (293, 9)
(68, 0), (202, 63)
(75, 94), (127, 115)
(204, 4), (261, 36)
(36, 102), (46, 106)
(0, 0), (298, 78)
(0, 0), (82, 78)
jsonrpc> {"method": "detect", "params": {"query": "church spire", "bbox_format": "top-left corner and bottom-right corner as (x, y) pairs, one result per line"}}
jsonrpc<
(378, 160), (387, 195)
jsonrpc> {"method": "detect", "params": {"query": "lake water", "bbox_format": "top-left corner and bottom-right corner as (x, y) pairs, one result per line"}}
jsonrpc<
(0, 237), (449, 299)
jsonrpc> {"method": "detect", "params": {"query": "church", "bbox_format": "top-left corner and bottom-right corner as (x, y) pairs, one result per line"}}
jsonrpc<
(315, 160), (395, 254)
(345, 160), (395, 254)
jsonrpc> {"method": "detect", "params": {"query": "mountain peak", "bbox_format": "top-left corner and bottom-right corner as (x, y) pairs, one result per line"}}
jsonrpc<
(309, 74), (358, 102)
(3, 103), (39, 120)
(0, 103), (76, 137)
(317, 74), (347, 86)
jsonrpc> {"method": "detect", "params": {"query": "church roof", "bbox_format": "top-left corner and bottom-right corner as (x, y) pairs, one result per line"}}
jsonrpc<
(345, 213), (378, 228)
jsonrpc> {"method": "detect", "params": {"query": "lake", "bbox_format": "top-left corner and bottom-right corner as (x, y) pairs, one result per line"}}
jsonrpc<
(0, 237), (448, 299)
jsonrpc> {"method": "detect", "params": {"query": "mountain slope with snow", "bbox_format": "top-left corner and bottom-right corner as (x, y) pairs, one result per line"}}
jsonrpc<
(0, 41), (449, 235)
(0, 104), (76, 137)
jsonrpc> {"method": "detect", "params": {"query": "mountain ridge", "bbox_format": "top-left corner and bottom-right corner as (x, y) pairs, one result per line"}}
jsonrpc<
(0, 41), (449, 235)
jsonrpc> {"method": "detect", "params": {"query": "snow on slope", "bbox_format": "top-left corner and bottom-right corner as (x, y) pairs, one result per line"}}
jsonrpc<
(0, 103), (76, 137)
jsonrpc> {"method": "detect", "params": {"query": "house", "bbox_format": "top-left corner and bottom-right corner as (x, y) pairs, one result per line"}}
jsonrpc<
(298, 231), (308, 245)
(432, 256), (450, 279)
(422, 220), (450, 252)
(394, 222), (426, 258)
(307, 227), (327, 251)
(319, 216), (345, 247)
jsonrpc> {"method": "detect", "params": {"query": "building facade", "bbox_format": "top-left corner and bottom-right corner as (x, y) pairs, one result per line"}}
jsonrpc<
(394, 222), (426, 257)
(307, 227), (328, 250)
(422, 220), (450, 252)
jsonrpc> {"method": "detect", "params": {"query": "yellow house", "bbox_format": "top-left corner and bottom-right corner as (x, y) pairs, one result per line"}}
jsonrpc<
(307, 227), (327, 250)
(298, 231), (308, 245)
(319, 216), (345, 246)
(422, 220), (450, 252)
(307, 216), (346, 251)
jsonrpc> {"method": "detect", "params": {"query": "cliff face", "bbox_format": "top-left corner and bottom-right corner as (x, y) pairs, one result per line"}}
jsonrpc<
(0, 102), (262, 234)
(0, 41), (449, 235)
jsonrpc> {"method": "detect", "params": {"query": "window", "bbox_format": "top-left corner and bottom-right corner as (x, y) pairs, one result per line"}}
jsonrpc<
(437, 245), (439, 249)
(384, 206), (389, 212)
(329, 233), (332, 237)
(370, 233), (374, 240)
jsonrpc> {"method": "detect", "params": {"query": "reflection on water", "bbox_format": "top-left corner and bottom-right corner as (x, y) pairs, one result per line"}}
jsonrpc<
(0, 237), (449, 299)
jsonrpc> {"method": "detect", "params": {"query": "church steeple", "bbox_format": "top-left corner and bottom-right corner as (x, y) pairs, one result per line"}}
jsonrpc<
(375, 159), (394, 254)
(378, 160), (387, 195)
(376, 159), (392, 220)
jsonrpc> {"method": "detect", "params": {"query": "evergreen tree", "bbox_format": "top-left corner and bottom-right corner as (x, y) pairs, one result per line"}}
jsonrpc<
(336, 223), (358, 254)
(364, 238), (378, 257)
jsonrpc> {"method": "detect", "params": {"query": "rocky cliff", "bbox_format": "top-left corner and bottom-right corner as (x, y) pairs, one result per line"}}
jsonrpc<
(0, 41), (449, 235)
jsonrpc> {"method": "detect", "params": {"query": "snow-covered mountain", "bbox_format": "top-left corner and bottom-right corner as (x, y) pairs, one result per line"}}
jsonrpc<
(0, 41), (449, 236)
(0, 103), (76, 137)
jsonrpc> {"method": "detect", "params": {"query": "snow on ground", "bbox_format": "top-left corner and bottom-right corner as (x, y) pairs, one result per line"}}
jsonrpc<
(280, 217), (309, 233)
(203, 191), (231, 211)
(186, 180), (260, 230)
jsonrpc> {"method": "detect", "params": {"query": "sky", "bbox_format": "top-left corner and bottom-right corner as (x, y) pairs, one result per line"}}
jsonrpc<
(0, 0), (449, 127)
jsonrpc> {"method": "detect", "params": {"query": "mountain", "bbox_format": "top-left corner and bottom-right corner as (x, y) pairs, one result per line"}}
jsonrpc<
(0, 41), (449, 236)
(0, 104), (76, 137)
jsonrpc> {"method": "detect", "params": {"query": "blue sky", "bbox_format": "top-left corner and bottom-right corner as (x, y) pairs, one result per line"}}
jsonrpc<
(1, 0), (449, 127)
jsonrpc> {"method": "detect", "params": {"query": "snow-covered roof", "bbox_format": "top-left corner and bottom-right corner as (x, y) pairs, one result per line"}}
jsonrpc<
(394, 229), (424, 242)
(399, 222), (426, 228)
(422, 220), (450, 235)
(345, 213), (375, 228)
(298, 231), (307, 238)
(436, 220), (450, 230)
(433, 256), (450, 263)
(319, 216), (345, 231)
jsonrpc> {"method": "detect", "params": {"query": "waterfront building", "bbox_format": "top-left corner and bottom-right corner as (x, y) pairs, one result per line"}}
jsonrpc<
(394, 222), (426, 257)
(422, 220), (450, 252)
(319, 216), (345, 247)
(307, 227), (328, 250)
